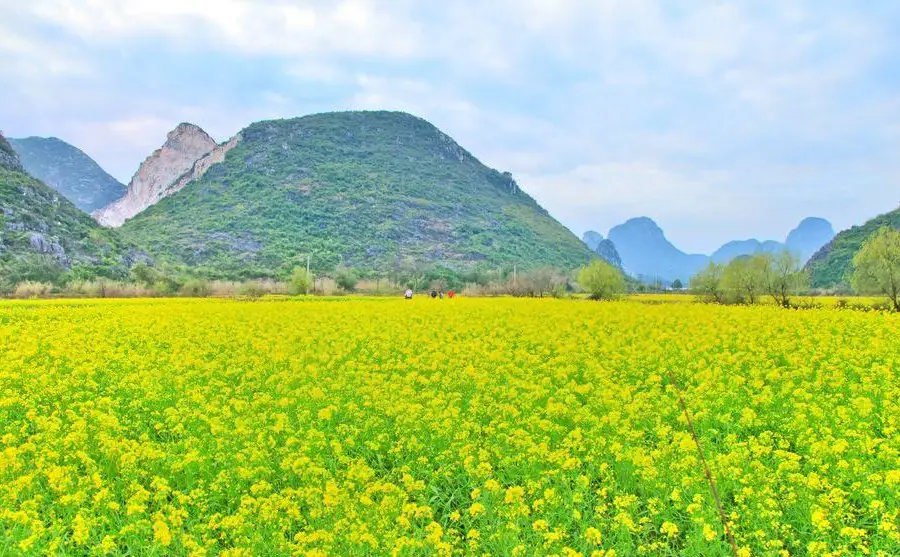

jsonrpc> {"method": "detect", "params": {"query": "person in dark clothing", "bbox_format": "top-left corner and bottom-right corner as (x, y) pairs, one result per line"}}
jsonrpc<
(430, 290), (437, 299)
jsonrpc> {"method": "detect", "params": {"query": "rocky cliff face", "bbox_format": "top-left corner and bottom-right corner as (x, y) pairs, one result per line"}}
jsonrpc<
(0, 134), (23, 172)
(168, 134), (241, 196)
(94, 123), (218, 227)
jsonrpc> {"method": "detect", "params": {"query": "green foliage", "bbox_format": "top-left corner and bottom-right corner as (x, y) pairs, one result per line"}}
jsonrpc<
(0, 254), (68, 294)
(761, 251), (808, 308)
(671, 278), (683, 290)
(721, 256), (768, 304)
(119, 111), (595, 280)
(334, 266), (358, 292)
(578, 260), (625, 300)
(0, 167), (136, 290)
(808, 210), (900, 288)
(851, 227), (900, 311)
(689, 262), (725, 303)
(288, 267), (314, 295)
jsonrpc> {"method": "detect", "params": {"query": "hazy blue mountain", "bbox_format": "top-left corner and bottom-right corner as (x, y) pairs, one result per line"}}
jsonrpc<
(711, 239), (784, 264)
(602, 216), (834, 283)
(582, 231), (622, 268)
(8, 136), (126, 212)
(786, 217), (835, 262)
(607, 217), (708, 282)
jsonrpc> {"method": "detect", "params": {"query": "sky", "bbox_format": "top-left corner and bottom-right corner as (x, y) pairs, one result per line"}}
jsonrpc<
(1, 0), (899, 254)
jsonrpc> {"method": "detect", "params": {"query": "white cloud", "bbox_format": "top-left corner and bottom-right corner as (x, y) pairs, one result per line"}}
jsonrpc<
(15, 0), (422, 57)
(2, 0), (899, 251)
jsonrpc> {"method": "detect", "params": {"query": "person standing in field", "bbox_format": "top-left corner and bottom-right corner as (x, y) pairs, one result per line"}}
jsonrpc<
(430, 290), (437, 299)
(404, 288), (413, 299)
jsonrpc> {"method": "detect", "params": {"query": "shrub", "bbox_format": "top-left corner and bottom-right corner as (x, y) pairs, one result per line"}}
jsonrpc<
(239, 281), (270, 300)
(334, 267), (358, 293)
(288, 267), (314, 295)
(12, 281), (53, 299)
(181, 280), (212, 298)
(578, 260), (625, 300)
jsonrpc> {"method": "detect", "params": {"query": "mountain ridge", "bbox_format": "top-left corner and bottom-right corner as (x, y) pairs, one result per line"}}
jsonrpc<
(8, 136), (126, 213)
(807, 209), (900, 288)
(118, 111), (596, 279)
(598, 216), (834, 282)
(0, 132), (139, 287)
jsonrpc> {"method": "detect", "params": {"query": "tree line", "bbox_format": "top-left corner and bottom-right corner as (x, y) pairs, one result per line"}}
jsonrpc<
(689, 227), (900, 311)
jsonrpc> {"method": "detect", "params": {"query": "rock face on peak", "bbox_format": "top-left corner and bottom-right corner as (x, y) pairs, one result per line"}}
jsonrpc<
(8, 136), (125, 212)
(119, 111), (595, 278)
(0, 133), (23, 172)
(607, 217), (707, 282)
(582, 231), (622, 268)
(94, 123), (220, 227)
(785, 217), (835, 262)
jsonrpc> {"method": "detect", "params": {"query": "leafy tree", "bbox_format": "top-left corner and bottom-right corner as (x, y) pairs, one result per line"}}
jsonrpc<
(130, 262), (159, 286)
(334, 267), (358, 292)
(578, 260), (625, 300)
(288, 267), (314, 295)
(689, 262), (725, 303)
(722, 255), (767, 304)
(671, 278), (684, 290)
(762, 251), (807, 308)
(852, 227), (900, 311)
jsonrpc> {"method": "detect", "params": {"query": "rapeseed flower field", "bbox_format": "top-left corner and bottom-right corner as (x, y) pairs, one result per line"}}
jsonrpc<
(0, 297), (898, 556)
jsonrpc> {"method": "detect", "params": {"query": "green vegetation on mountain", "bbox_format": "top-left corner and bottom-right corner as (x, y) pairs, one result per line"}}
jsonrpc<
(0, 142), (138, 291)
(9, 136), (126, 212)
(120, 111), (595, 280)
(807, 208), (900, 288)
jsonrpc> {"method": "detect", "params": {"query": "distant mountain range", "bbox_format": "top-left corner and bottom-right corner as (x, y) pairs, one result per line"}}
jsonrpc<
(583, 216), (835, 283)
(11, 109), (896, 291)
(9, 136), (126, 212)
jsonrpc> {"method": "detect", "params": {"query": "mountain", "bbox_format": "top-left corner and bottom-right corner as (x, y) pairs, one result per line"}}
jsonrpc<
(607, 217), (708, 282)
(94, 123), (221, 227)
(7, 137), (126, 213)
(0, 133), (139, 288)
(786, 217), (835, 262)
(710, 239), (784, 264)
(807, 210), (900, 288)
(119, 111), (596, 279)
(582, 231), (622, 268)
